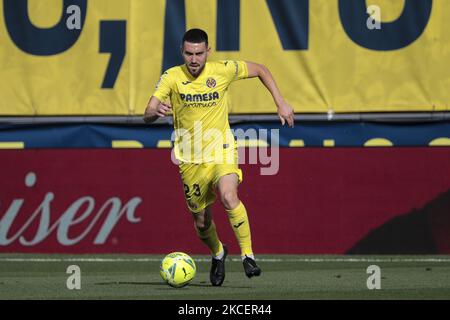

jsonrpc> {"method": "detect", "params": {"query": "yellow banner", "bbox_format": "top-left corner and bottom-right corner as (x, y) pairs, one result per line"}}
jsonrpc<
(0, 0), (448, 115)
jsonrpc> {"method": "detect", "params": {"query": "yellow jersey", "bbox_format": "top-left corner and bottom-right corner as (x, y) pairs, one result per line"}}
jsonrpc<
(153, 60), (248, 163)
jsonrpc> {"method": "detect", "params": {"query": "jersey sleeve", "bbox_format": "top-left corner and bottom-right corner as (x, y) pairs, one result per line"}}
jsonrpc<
(223, 60), (248, 83)
(152, 70), (173, 102)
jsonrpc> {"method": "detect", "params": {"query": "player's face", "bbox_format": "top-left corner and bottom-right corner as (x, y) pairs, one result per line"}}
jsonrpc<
(181, 41), (210, 77)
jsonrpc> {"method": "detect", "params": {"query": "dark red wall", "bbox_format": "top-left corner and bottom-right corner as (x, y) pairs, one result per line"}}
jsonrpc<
(0, 148), (449, 254)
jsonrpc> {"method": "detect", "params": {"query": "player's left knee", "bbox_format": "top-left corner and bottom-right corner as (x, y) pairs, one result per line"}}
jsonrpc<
(221, 191), (239, 210)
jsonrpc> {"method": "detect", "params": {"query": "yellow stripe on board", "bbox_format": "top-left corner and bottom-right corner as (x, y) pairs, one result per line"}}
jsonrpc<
(323, 140), (335, 147)
(289, 140), (305, 147)
(157, 140), (173, 148)
(364, 138), (394, 147)
(429, 138), (450, 146)
(0, 142), (25, 149)
(237, 139), (269, 148)
(112, 140), (144, 148)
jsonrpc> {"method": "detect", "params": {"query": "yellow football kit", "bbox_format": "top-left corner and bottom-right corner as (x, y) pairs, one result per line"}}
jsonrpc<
(153, 60), (248, 213)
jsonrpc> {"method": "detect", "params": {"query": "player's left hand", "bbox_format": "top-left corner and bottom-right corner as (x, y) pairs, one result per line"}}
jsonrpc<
(277, 101), (295, 128)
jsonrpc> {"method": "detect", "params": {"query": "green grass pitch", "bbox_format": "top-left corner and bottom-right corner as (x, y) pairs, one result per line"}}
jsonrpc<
(0, 254), (449, 300)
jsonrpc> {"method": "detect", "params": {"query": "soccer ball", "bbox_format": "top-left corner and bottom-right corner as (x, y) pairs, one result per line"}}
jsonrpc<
(160, 252), (196, 288)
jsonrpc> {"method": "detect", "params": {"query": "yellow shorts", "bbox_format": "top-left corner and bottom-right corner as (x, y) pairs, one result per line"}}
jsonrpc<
(178, 161), (243, 214)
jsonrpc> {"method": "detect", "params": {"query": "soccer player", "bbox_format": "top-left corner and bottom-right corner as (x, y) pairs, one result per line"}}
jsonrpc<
(144, 29), (294, 286)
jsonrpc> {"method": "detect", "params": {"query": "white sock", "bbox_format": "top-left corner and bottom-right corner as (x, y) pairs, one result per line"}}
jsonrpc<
(242, 254), (255, 261)
(213, 250), (224, 260)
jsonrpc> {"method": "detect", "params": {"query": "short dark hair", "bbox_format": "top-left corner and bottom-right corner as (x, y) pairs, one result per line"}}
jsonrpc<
(182, 28), (209, 47)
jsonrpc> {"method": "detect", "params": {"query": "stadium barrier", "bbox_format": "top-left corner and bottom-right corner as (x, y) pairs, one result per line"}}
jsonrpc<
(1, 147), (449, 254)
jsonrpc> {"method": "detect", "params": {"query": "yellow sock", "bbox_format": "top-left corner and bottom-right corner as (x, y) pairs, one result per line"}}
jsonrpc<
(226, 201), (253, 257)
(195, 221), (223, 257)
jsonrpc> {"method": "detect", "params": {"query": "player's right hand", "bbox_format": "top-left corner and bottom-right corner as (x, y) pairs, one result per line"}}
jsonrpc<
(156, 101), (172, 118)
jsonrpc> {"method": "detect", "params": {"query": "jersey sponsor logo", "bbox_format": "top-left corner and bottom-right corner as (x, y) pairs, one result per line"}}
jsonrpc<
(180, 92), (219, 102)
(206, 77), (216, 88)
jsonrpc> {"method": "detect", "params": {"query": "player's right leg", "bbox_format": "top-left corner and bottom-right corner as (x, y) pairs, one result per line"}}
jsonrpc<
(191, 206), (227, 286)
(191, 206), (224, 260)
(179, 162), (228, 286)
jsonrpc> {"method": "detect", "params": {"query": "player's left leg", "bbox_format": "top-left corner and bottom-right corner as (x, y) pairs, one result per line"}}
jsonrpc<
(217, 173), (261, 278)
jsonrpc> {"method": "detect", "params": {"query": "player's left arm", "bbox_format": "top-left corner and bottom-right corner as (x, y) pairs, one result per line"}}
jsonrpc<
(246, 62), (295, 128)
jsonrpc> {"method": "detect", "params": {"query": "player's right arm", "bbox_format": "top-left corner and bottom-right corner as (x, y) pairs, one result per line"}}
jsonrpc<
(144, 97), (172, 124)
(143, 70), (173, 124)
